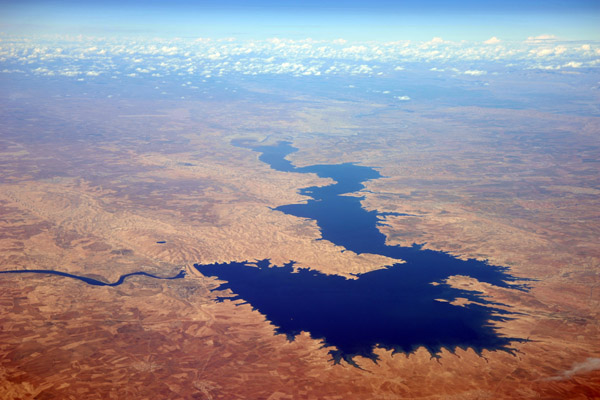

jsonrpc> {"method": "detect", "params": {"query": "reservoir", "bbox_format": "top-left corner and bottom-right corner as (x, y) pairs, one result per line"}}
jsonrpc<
(196, 141), (529, 365)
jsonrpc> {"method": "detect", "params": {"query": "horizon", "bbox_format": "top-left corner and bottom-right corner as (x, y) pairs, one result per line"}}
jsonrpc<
(1, 0), (599, 41)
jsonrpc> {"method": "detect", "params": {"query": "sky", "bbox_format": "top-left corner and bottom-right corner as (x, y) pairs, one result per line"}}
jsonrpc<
(1, 0), (599, 41)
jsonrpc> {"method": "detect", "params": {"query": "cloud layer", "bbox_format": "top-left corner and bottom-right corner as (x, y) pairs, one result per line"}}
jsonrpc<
(1, 35), (598, 80)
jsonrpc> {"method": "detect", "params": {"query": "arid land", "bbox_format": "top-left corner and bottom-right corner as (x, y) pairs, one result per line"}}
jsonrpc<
(0, 79), (599, 399)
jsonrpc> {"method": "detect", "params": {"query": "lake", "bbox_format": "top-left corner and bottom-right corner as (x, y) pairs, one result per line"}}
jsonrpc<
(195, 141), (529, 365)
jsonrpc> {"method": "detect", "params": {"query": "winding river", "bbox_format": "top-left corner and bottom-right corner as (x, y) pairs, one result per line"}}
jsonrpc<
(0, 269), (185, 286)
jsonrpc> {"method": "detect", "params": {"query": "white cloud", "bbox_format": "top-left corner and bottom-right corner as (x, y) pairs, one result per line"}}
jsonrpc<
(528, 64), (560, 70)
(526, 34), (557, 43)
(32, 67), (51, 75)
(484, 37), (501, 45)
(160, 46), (179, 55)
(530, 48), (554, 57)
(395, 95), (410, 101)
(548, 358), (600, 381)
(554, 46), (567, 55)
(353, 64), (373, 74)
(563, 61), (583, 68)
(60, 70), (80, 77)
(463, 69), (487, 76)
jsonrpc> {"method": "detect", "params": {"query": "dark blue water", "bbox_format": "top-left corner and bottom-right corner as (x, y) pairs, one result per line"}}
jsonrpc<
(196, 141), (530, 365)
(0, 269), (185, 286)
(199, 259), (522, 366)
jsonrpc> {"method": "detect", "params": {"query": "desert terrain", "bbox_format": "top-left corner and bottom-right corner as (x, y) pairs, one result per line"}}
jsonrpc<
(0, 76), (599, 399)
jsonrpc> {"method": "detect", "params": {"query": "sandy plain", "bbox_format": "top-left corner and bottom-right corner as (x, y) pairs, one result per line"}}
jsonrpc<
(0, 79), (599, 399)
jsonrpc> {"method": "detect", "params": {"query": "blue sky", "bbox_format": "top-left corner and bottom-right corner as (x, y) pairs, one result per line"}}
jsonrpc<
(1, 0), (599, 40)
